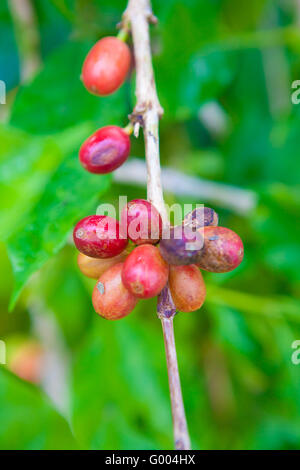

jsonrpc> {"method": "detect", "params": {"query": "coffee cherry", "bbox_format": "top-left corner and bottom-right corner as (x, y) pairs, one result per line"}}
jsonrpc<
(92, 263), (138, 320)
(79, 126), (130, 174)
(183, 207), (218, 230)
(73, 215), (128, 258)
(82, 36), (131, 96)
(9, 342), (44, 384)
(197, 226), (244, 273)
(159, 225), (204, 266)
(77, 248), (129, 279)
(122, 244), (168, 299)
(169, 265), (206, 312)
(120, 199), (162, 245)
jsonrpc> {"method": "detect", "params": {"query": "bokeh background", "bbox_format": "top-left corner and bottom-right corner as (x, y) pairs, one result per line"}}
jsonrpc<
(0, 0), (300, 450)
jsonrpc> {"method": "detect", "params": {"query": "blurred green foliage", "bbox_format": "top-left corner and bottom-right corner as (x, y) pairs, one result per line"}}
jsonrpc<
(0, 0), (300, 450)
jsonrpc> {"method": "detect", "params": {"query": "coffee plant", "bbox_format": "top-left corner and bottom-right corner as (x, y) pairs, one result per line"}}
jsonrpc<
(0, 0), (299, 452)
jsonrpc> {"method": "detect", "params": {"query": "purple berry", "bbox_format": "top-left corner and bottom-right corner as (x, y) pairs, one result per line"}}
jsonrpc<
(183, 206), (218, 230)
(159, 225), (204, 265)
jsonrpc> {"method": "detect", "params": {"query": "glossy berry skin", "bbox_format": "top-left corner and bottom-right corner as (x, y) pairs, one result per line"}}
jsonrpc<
(159, 225), (204, 266)
(79, 126), (130, 174)
(169, 265), (206, 312)
(183, 207), (218, 230)
(73, 215), (128, 259)
(77, 249), (129, 279)
(92, 263), (138, 320)
(120, 199), (162, 245)
(197, 226), (244, 273)
(82, 36), (131, 96)
(122, 245), (169, 299)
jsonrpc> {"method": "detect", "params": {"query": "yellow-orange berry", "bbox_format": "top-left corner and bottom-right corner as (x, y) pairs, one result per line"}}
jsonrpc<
(169, 264), (206, 312)
(77, 249), (129, 279)
(92, 263), (138, 320)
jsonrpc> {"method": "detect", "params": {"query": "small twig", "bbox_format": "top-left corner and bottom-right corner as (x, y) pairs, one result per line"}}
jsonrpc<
(158, 286), (191, 450)
(123, 0), (167, 225)
(124, 0), (191, 450)
(114, 158), (257, 214)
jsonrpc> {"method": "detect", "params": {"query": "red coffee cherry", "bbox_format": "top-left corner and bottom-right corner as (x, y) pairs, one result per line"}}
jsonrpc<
(197, 226), (244, 273)
(120, 199), (162, 245)
(82, 36), (131, 96)
(79, 126), (130, 174)
(73, 215), (128, 258)
(77, 248), (129, 279)
(122, 245), (169, 299)
(169, 265), (206, 312)
(159, 225), (204, 265)
(92, 263), (138, 320)
(183, 207), (218, 230)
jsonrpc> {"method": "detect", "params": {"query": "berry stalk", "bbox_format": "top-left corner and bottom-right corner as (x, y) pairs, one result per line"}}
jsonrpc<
(123, 0), (167, 225)
(161, 317), (191, 450)
(158, 286), (191, 450)
(123, 0), (191, 450)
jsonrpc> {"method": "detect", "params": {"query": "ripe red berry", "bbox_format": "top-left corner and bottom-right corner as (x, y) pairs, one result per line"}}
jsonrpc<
(82, 36), (131, 96)
(73, 215), (128, 258)
(77, 248), (129, 279)
(169, 265), (206, 312)
(197, 226), (244, 272)
(120, 199), (162, 245)
(79, 126), (130, 174)
(92, 263), (138, 320)
(159, 225), (204, 265)
(183, 207), (218, 230)
(122, 245), (169, 299)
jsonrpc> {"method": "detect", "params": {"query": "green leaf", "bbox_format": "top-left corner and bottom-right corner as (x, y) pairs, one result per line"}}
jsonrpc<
(10, 41), (129, 134)
(152, 0), (236, 119)
(0, 1), (20, 89)
(264, 244), (300, 281)
(35, 246), (93, 349)
(213, 306), (259, 355)
(72, 311), (172, 449)
(7, 152), (111, 310)
(35, 0), (72, 58)
(0, 368), (77, 450)
(177, 50), (236, 116)
(0, 123), (91, 241)
(206, 285), (300, 323)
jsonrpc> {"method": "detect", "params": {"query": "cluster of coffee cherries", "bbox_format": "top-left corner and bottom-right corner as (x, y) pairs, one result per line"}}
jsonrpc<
(73, 202), (244, 320)
(74, 34), (244, 319)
